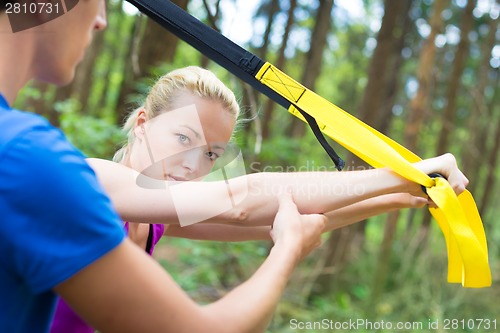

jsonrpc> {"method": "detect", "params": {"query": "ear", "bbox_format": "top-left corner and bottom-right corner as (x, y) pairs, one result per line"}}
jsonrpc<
(133, 109), (148, 140)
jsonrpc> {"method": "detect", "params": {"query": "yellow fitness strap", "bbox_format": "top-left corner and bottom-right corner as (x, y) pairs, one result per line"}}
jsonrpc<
(256, 63), (491, 288)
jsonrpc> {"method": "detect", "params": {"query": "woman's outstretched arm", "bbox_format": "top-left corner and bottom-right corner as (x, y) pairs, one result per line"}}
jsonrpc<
(87, 153), (467, 227)
(164, 193), (428, 241)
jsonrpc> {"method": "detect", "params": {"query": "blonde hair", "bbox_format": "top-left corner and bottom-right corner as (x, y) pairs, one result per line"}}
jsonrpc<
(113, 66), (240, 163)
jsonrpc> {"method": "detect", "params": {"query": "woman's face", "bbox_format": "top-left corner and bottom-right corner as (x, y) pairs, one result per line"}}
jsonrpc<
(130, 92), (236, 182)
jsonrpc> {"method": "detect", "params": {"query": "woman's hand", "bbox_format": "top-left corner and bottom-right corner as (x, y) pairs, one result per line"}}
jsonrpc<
(270, 191), (326, 262)
(411, 153), (469, 196)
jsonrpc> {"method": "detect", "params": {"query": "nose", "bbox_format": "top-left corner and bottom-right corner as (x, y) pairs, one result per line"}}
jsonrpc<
(181, 148), (207, 176)
(94, 0), (108, 31)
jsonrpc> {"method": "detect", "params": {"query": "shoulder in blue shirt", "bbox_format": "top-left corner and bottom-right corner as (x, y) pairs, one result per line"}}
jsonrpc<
(0, 95), (125, 333)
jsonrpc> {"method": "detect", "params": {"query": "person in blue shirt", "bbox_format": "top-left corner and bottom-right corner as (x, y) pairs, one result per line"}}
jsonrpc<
(0, 1), (328, 332)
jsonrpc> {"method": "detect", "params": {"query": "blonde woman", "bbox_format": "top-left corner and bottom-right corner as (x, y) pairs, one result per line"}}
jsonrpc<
(51, 66), (468, 332)
(89, 66), (467, 237)
(89, 65), (467, 254)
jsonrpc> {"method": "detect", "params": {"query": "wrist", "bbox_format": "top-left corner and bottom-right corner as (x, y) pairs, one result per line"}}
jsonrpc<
(270, 239), (302, 267)
(379, 168), (413, 194)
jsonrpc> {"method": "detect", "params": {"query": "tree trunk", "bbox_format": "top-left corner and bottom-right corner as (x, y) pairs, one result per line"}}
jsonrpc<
(116, 0), (189, 125)
(200, 0), (222, 68)
(403, 0), (448, 248)
(344, 0), (413, 168)
(96, 1), (135, 117)
(479, 75), (500, 216)
(257, 0), (280, 60)
(261, 0), (298, 140)
(115, 14), (146, 124)
(307, 0), (413, 300)
(239, 0), (281, 155)
(461, 13), (499, 195)
(368, 211), (399, 313)
(53, 28), (106, 113)
(435, 0), (476, 155)
(364, 0), (415, 308)
(287, 0), (334, 138)
(422, 0), (476, 233)
(405, 0), (448, 153)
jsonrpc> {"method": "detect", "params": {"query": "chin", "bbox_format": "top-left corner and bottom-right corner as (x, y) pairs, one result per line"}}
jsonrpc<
(39, 61), (76, 87)
(56, 70), (76, 87)
(39, 72), (74, 87)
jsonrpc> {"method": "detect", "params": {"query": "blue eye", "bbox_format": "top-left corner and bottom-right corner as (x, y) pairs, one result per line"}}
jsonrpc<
(177, 133), (190, 144)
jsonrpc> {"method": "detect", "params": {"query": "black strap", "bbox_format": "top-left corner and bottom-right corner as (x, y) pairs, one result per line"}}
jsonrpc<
(145, 224), (154, 254)
(297, 108), (345, 171)
(126, 0), (344, 170)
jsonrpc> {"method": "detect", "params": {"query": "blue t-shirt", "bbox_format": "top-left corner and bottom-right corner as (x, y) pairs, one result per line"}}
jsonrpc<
(0, 94), (126, 333)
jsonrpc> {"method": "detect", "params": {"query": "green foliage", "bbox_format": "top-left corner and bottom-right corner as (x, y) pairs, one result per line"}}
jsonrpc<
(154, 215), (500, 332)
(57, 99), (124, 159)
(156, 237), (269, 303)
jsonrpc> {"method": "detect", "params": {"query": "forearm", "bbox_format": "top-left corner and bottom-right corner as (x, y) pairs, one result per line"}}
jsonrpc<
(223, 169), (412, 226)
(166, 194), (421, 241)
(57, 239), (294, 333)
(165, 224), (271, 241)
(88, 158), (415, 226)
(324, 193), (411, 231)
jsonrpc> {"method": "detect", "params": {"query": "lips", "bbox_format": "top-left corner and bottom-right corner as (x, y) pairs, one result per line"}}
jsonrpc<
(167, 175), (189, 182)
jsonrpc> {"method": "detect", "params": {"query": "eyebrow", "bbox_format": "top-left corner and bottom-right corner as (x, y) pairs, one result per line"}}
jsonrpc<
(180, 125), (202, 139)
(210, 144), (226, 153)
(180, 124), (226, 152)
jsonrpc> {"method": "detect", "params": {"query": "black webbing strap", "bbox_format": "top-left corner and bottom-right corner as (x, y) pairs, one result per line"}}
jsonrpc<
(297, 108), (345, 171)
(126, 0), (345, 170)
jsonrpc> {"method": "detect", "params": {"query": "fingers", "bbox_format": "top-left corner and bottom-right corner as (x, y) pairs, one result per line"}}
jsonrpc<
(270, 190), (301, 243)
(438, 153), (468, 195)
(410, 196), (429, 209)
(300, 213), (327, 252)
(415, 153), (469, 197)
(276, 190), (298, 214)
(271, 191), (326, 261)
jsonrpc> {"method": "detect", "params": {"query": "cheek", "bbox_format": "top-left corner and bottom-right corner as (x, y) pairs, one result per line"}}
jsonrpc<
(201, 160), (215, 174)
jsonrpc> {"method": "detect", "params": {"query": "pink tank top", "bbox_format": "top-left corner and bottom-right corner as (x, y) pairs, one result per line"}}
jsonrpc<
(49, 223), (166, 333)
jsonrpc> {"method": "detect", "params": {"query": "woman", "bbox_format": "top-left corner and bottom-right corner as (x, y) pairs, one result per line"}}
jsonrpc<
(51, 66), (468, 332)
(90, 66), (466, 238)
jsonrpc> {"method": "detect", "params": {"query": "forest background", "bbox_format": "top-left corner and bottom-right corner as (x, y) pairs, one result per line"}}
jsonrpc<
(16, 0), (499, 332)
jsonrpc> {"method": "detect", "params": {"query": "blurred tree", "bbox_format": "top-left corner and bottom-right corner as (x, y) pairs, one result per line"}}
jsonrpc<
(418, 0), (476, 231)
(116, 0), (189, 125)
(308, 0), (414, 301)
(479, 75), (499, 216)
(398, 0), (449, 262)
(256, 0), (281, 60)
(240, 0), (297, 161)
(462, 13), (499, 196)
(53, 23), (106, 114)
(262, 0), (298, 140)
(286, 0), (334, 138)
(435, 0), (476, 155)
(199, 0), (222, 68)
(405, 0), (448, 153)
